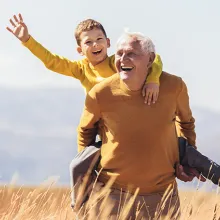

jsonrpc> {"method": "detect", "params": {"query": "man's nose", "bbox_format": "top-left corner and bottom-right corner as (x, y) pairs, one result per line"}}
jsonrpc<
(121, 54), (128, 61)
(93, 41), (98, 47)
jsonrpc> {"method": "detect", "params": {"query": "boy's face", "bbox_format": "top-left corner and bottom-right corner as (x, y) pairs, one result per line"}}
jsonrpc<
(77, 28), (110, 66)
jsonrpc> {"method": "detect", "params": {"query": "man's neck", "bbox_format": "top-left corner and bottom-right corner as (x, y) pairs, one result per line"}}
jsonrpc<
(121, 79), (144, 91)
(120, 71), (150, 91)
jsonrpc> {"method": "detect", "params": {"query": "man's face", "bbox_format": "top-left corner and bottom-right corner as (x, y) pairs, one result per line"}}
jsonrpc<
(115, 37), (153, 86)
(77, 28), (110, 66)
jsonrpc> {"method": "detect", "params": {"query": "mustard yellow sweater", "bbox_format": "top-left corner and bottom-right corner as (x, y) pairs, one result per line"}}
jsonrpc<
(23, 36), (162, 93)
(77, 73), (196, 194)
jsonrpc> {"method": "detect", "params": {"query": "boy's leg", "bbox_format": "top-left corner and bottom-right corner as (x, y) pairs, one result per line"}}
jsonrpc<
(69, 141), (101, 210)
(179, 137), (220, 185)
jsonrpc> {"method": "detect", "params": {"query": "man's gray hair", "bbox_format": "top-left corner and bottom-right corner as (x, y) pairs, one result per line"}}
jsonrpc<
(116, 30), (156, 53)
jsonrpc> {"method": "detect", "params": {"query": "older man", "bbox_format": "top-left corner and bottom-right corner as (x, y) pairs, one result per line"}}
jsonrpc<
(77, 32), (196, 219)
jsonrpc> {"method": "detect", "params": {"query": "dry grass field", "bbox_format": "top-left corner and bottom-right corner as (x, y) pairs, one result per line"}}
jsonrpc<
(0, 180), (220, 220)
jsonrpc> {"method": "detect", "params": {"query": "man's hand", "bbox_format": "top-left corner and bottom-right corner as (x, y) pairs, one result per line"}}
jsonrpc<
(175, 163), (206, 182)
(142, 83), (159, 105)
(6, 13), (30, 43)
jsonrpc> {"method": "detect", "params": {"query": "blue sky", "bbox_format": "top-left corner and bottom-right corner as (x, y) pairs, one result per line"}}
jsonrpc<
(1, 0), (220, 110)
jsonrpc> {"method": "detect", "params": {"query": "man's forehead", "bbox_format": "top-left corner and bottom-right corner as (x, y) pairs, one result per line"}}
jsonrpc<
(117, 38), (142, 51)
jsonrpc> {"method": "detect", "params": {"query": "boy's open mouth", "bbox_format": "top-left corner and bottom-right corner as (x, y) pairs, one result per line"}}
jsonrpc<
(92, 49), (102, 55)
(121, 66), (134, 71)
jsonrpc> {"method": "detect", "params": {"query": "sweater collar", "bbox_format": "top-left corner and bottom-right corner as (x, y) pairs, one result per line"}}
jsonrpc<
(88, 56), (110, 70)
(119, 76), (142, 96)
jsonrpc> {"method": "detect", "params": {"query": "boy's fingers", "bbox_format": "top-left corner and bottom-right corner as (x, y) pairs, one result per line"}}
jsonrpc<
(142, 87), (146, 97)
(13, 15), (19, 23)
(20, 21), (27, 29)
(147, 93), (153, 105)
(156, 92), (159, 101)
(6, 27), (13, 33)
(152, 92), (158, 104)
(144, 91), (149, 104)
(9, 19), (16, 27)
(19, 13), (23, 22)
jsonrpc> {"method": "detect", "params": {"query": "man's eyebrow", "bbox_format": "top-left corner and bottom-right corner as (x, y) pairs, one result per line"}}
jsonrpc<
(116, 49), (122, 53)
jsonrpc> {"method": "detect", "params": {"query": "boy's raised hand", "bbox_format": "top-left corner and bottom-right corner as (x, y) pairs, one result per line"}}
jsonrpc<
(6, 13), (30, 42)
(142, 83), (159, 105)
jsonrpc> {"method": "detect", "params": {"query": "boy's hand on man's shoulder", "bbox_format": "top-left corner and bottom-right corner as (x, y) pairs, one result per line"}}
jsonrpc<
(142, 83), (159, 105)
(6, 13), (30, 43)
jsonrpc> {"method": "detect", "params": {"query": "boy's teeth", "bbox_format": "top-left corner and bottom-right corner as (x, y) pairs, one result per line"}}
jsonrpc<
(93, 50), (102, 54)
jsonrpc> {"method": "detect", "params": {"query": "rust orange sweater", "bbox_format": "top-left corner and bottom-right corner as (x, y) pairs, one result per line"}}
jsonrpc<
(77, 72), (196, 194)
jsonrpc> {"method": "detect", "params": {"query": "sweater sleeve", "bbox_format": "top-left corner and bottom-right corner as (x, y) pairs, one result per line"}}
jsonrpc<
(146, 54), (163, 84)
(22, 36), (85, 81)
(175, 79), (196, 147)
(77, 89), (101, 152)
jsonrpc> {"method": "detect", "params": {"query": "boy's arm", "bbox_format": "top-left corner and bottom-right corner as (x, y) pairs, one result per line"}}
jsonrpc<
(176, 79), (196, 147)
(142, 54), (163, 105)
(6, 13), (84, 81)
(146, 54), (163, 84)
(77, 89), (101, 152)
(23, 36), (84, 80)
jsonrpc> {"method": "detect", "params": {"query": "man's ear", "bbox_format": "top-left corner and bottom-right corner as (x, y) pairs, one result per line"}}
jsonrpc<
(107, 38), (111, 48)
(77, 46), (84, 56)
(148, 52), (156, 68)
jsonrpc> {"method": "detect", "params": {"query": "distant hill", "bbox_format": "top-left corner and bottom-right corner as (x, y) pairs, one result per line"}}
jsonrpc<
(0, 88), (219, 186)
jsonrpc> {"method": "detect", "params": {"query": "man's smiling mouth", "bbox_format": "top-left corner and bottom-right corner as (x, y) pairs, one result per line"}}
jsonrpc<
(92, 49), (102, 55)
(121, 66), (134, 71)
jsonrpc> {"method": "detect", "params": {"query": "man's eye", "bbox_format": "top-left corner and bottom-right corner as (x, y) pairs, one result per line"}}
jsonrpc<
(116, 52), (122, 57)
(128, 52), (136, 56)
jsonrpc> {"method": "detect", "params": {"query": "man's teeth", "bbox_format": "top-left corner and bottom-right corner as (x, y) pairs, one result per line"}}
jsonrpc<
(121, 66), (133, 71)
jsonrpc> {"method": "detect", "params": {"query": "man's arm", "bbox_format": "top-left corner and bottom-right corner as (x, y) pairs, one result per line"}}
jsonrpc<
(6, 13), (84, 81)
(174, 79), (205, 182)
(176, 79), (196, 147)
(77, 89), (101, 152)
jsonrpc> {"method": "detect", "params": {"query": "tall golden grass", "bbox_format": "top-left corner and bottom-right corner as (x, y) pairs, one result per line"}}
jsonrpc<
(0, 180), (220, 220)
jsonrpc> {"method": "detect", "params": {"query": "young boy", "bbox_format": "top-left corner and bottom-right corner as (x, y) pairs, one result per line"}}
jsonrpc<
(6, 14), (163, 210)
(6, 14), (162, 104)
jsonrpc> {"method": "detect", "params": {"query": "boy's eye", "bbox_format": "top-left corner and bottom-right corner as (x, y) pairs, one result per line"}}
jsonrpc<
(97, 38), (103, 41)
(85, 41), (92, 45)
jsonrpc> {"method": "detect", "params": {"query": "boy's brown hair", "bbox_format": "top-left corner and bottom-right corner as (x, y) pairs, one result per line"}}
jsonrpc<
(74, 19), (107, 45)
